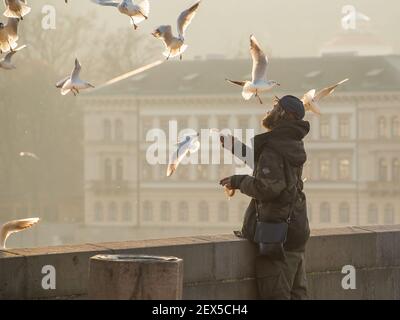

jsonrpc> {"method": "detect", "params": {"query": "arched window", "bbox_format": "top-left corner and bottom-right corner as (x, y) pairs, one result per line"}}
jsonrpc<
(392, 117), (400, 138)
(378, 117), (387, 138)
(178, 202), (189, 222)
(367, 204), (378, 224)
(320, 160), (331, 180)
(108, 202), (118, 222)
(378, 159), (388, 181)
(116, 159), (123, 181)
(198, 201), (209, 222)
(122, 202), (132, 222)
(384, 204), (395, 225)
(115, 119), (124, 141)
(218, 202), (229, 222)
(339, 203), (350, 224)
(339, 159), (351, 181)
(320, 203), (331, 223)
(94, 202), (104, 222)
(104, 159), (112, 182)
(104, 119), (112, 141)
(160, 201), (171, 222)
(393, 159), (400, 182)
(143, 201), (153, 222)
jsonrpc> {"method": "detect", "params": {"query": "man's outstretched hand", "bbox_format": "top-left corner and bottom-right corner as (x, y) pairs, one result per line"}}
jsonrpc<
(219, 175), (247, 190)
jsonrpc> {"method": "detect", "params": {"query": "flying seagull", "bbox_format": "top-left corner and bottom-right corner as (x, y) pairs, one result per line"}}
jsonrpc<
(3, 0), (31, 20)
(91, 0), (150, 30)
(1, 218), (40, 249)
(167, 133), (200, 177)
(301, 79), (349, 115)
(19, 151), (39, 160)
(226, 35), (280, 104)
(152, 1), (200, 60)
(56, 58), (95, 96)
(0, 17), (19, 53)
(0, 43), (25, 69)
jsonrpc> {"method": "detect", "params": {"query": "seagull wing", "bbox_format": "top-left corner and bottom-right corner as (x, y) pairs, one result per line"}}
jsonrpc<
(315, 78), (349, 102)
(90, 0), (119, 7)
(225, 79), (246, 87)
(4, 50), (16, 63)
(5, 17), (19, 42)
(71, 58), (82, 81)
(167, 143), (191, 177)
(0, 218), (40, 249)
(56, 76), (70, 88)
(250, 35), (268, 82)
(177, 1), (200, 39)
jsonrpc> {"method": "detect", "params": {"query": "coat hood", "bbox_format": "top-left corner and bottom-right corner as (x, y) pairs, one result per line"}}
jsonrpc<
(253, 120), (310, 167)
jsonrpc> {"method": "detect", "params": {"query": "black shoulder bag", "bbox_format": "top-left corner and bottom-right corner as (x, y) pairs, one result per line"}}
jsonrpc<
(253, 159), (298, 261)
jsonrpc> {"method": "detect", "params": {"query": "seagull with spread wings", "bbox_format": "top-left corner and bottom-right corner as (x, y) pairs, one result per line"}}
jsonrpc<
(226, 35), (280, 104)
(152, 1), (200, 60)
(3, 0), (31, 20)
(167, 133), (200, 177)
(91, 0), (150, 30)
(301, 79), (349, 115)
(56, 58), (95, 96)
(1, 218), (40, 249)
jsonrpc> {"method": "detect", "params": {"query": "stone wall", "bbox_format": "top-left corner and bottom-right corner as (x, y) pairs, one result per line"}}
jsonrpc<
(1, 225), (400, 300)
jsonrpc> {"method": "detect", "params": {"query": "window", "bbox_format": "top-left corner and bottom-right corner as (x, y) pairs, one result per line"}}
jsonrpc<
(94, 202), (104, 222)
(393, 159), (400, 182)
(339, 159), (351, 181)
(198, 201), (209, 222)
(143, 201), (153, 222)
(392, 117), (400, 138)
(116, 159), (123, 181)
(339, 203), (350, 224)
(115, 119), (124, 141)
(122, 202), (132, 222)
(378, 117), (387, 138)
(339, 117), (350, 139)
(320, 160), (331, 180)
(178, 202), (189, 222)
(320, 203), (331, 223)
(320, 117), (331, 139)
(104, 159), (112, 182)
(367, 204), (378, 224)
(196, 165), (209, 181)
(108, 202), (118, 222)
(378, 159), (388, 181)
(218, 202), (229, 222)
(104, 119), (112, 141)
(160, 201), (172, 222)
(384, 204), (395, 225)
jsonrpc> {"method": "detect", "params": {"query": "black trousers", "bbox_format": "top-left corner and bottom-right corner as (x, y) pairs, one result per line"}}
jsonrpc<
(255, 251), (308, 300)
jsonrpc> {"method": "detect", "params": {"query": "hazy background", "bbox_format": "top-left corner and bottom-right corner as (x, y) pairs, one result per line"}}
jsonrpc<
(1, 0), (400, 248)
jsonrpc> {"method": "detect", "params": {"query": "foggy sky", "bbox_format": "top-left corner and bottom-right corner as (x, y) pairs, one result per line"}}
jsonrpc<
(28, 0), (400, 59)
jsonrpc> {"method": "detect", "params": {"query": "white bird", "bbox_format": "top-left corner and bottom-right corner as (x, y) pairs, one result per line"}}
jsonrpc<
(167, 133), (200, 177)
(0, 43), (25, 69)
(3, 0), (31, 20)
(0, 17), (19, 53)
(56, 58), (95, 96)
(91, 0), (150, 30)
(301, 79), (349, 115)
(19, 151), (39, 160)
(0, 218), (40, 249)
(226, 35), (280, 104)
(152, 1), (200, 60)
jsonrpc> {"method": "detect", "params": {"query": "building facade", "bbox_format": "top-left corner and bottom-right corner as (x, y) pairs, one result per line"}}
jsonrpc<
(80, 55), (400, 238)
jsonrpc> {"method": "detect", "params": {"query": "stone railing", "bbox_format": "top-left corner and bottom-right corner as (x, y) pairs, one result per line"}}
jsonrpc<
(1, 225), (400, 300)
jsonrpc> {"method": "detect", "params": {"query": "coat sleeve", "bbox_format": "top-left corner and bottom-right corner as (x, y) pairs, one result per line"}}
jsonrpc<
(238, 149), (286, 202)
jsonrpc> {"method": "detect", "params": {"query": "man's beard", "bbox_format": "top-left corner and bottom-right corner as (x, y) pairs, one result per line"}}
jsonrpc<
(262, 110), (282, 131)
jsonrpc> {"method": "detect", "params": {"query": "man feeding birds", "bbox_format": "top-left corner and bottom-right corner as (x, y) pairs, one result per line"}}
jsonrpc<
(220, 95), (310, 300)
